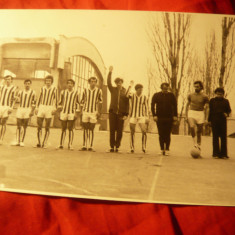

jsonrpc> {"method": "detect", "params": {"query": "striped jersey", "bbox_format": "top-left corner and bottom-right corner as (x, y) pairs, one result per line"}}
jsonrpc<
(80, 87), (102, 113)
(59, 89), (79, 114)
(0, 85), (17, 107)
(37, 86), (58, 107)
(129, 93), (149, 118)
(17, 89), (36, 108)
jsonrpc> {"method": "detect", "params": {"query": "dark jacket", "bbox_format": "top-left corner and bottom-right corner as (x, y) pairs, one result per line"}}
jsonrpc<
(208, 97), (231, 122)
(107, 72), (129, 116)
(151, 91), (177, 118)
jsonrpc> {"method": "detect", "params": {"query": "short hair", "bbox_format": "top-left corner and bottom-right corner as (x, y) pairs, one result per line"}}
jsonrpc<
(44, 75), (54, 83)
(214, 87), (225, 94)
(4, 75), (13, 80)
(67, 79), (75, 85)
(24, 79), (32, 84)
(114, 77), (124, 84)
(160, 82), (169, 89)
(135, 84), (143, 90)
(88, 77), (98, 83)
(194, 80), (204, 89)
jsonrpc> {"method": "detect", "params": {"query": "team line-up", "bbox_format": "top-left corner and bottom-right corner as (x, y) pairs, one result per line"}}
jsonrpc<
(0, 66), (232, 158)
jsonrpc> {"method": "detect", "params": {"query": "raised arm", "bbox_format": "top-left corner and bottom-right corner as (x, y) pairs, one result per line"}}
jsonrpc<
(107, 66), (114, 92)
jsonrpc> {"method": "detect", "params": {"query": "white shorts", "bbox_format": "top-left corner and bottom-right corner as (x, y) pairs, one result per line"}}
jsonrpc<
(60, 112), (75, 121)
(129, 117), (146, 124)
(16, 107), (32, 119)
(82, 112), (97, 124)
(0, 106), (11, 118)
(188, 110), (205, 124)
(37, 105), (55, 119)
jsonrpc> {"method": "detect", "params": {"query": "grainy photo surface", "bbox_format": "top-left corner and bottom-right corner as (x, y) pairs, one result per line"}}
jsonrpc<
(0, 10), (234, 206)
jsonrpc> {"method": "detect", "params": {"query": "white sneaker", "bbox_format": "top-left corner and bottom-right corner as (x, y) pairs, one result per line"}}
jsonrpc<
(20, 142), (24, 147)
(11, 141), (20, 146)
(68, 145), (74, 151)
(158, 151), (164, 155)
(165, 150), (170, 156)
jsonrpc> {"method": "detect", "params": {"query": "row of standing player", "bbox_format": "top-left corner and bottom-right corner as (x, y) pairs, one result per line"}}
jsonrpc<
(0, 68), (232, 157)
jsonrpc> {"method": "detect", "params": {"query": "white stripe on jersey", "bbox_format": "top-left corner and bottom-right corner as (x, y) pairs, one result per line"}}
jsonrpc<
(129, 93), (149, 118)
(59, 89), (79, 114)
(0, 85), (17, 107)
(37, 86), (58, 107)
(18, 89), (36, 108)
(80, 87), (102, 113)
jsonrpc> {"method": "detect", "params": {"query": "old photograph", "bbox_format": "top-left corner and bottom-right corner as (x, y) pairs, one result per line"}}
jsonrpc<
(0, 10), (234, 206)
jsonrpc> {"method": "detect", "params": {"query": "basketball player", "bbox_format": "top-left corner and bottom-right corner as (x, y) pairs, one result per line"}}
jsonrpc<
(0, 75), (17, 145)
(126, 83), (149, 153)
(185, 81), (209, 151)
(79, 77), (102, 151)
(57, 79), (80, 150)
(35, 75), (58, 149)
(151, 83), (178, 156)
(12, 79), (36, 146)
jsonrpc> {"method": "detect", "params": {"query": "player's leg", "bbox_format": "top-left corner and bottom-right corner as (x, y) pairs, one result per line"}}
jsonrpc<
(42, 118), (52, 148)
(58, 120), (67, 149)
(156, 119), (165, 154)
(108, 113), (116, 152)
(196, 124), (203, 149)
(0, 117), (8, 142)
(87, 122), (96, 151)
(188, 117), (197, 147)
(15, 118), (22, 145)
(67, 120), (75, 150)
(139, 122), (147, 153)
(36, 117), (44, 147)
(116, 115), (125, 152)
(21, 118), (29, 146)
(165, 119), (173, 155)
(129, 122), (136, 153)
(220, 119), (228, 158)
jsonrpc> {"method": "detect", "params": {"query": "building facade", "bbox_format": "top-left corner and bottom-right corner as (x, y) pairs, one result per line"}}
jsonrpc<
(0, 36), (107, 129)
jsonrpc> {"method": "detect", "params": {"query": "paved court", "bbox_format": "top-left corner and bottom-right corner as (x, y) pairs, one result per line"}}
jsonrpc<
(0, 125), (234, 206)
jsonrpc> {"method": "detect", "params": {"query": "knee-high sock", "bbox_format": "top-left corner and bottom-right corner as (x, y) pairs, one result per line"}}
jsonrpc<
(37, 128), (42, 145)
(130, 132), (135, 150)
(60, 130), (66, 146)
(142, 132), (147, 150)
(83, 129), (88, 147)
(42, 129), (50, 146)
(0, 125), (6, 141)
(88, 130), (94, 148)
(68, 130), (74, 146)
(16, 127), (21, 143)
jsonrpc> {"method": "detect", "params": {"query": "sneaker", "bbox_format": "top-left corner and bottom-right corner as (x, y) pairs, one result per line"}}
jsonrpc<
(42, 144), (47, 149)
(115, 148), (121, 153)
(11, 142), (20, 146)
(79, 147), (87, 151)
(128, 149), (135, 154)
(68, 145), (74, 151)
(158, 150), (164, 155)
(88, 147), (95, 152)
(221, 155), (229, 159)
(142, 148), (146, 153)
(34, 144), (41, 148)
(56, 145), (63, 150)
(165, 150), (170, 156)
(20, 142), (24, 147)
(107, 148), (114, 153)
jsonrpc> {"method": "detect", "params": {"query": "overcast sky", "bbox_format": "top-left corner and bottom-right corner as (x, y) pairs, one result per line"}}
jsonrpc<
(0, 10), (234, 112)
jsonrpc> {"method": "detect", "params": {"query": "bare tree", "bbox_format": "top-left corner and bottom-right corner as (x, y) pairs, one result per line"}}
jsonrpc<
(147, 12), (193, 132)
(218, 17), (235, 95)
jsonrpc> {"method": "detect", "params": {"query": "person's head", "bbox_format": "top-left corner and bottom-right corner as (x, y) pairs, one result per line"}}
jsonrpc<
(194, 81), (203, 93)
(214, 87), (225, 98)
(160, 82), (169, 93)
(67, 79), (75, 90)
(135, 84), (143, 96)
(88, 77), (98, 89)
(4, 75), (13, 86)
(114, 77), (124, 89)
(24, 79), (32, 90)
(44, 75), (53, 87)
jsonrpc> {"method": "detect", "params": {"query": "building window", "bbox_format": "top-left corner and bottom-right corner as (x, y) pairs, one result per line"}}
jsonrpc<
(1, 58), (50, 79)
(69, 55), (100, 95)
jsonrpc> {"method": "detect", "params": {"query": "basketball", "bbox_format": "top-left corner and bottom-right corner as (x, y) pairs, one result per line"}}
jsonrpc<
(190, 147), (201, 159)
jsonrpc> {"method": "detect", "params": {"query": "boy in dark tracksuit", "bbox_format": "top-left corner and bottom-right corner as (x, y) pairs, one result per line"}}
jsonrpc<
(208, 88), (231, 159)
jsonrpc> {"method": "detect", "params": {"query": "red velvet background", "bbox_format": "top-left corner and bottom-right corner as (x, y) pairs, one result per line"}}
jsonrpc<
(0, 1), (235, 234)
